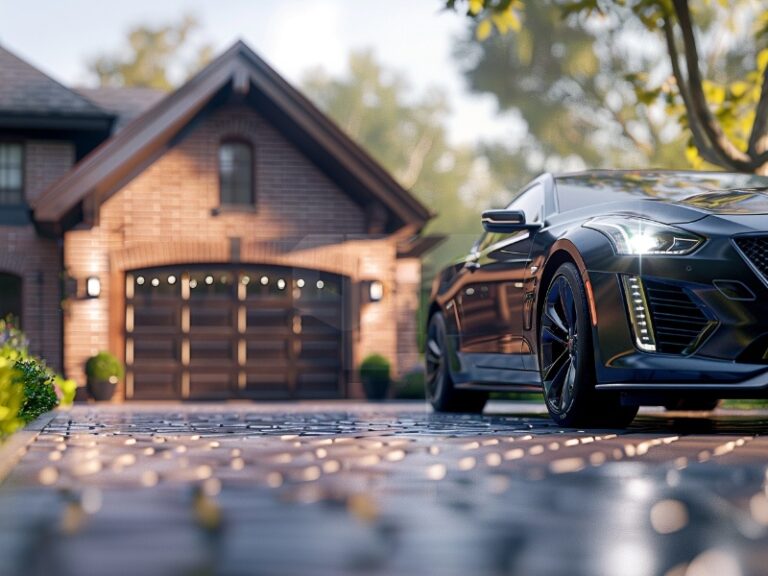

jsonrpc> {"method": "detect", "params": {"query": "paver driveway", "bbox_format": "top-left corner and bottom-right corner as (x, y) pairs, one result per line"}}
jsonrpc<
(1, 401), (768, 576)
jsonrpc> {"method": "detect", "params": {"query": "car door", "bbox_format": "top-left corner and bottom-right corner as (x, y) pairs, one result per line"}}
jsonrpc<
(456, 184), (545, 370)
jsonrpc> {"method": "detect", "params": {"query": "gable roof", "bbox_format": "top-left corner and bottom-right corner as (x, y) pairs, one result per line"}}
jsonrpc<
(32, 41), (432, 234)
(0, 44), (111, 121)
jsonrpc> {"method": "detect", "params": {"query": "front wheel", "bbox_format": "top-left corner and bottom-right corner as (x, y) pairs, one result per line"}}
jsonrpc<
(426, 312), (488, 413)
(539, 263), (637, 428)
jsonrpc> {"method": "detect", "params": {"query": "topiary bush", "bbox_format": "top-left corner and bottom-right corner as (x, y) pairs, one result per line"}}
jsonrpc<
(14, 358), (58, 424)
(85, 351), (124, 381)
(360, 354), (390, 400)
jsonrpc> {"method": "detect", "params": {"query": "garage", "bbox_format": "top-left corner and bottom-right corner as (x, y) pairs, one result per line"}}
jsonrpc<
(125, 265), (347, 400)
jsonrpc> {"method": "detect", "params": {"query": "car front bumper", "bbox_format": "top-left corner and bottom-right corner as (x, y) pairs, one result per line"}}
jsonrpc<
(584, 220), (768, 394)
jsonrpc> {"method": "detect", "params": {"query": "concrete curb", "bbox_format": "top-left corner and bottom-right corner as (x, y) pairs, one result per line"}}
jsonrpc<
(0, 410), (57, 486)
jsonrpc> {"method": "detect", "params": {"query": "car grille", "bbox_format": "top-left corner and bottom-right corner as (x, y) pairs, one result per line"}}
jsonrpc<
(644, 279), (711, 354)
(734, 236), (768, 283)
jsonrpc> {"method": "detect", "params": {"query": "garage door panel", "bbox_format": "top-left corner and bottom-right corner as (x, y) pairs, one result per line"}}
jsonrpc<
(190, 305), (234, 329)
(246, 340), (290, 360)
(127, 265), (345, 400)
(245, 308), (291, 330)
(296, 353), (341, 369)
(242, 370), (292, 397)
(189, 337), (237, 362)
(133, 337), (180, 362)
(296, 370), (341, 394)
(189, 370), (236, 398)
(131, 370), (180, 399)
(133, 306), (180, 332)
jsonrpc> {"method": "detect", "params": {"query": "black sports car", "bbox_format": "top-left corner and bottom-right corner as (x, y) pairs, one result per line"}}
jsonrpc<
(426, 170), (768, 427)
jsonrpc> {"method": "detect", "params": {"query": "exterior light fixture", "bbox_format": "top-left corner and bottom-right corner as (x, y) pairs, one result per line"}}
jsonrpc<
(86, 277), (101, 298)
(367, 280), (384, 302)
(621, 275), (656, 352)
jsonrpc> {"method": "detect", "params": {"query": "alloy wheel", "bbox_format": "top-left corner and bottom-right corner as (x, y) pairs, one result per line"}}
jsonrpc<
(541, 275), (579, 415)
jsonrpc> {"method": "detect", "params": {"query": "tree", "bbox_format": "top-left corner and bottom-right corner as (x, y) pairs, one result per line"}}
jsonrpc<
(88, 15), (213, 91)
(445, 0), (768, 174)
(302, 51), (506, 270)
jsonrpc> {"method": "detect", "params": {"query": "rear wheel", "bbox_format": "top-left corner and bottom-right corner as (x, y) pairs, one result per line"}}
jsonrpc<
(426, 312), (488, 413)
(539, 263), (638, 428)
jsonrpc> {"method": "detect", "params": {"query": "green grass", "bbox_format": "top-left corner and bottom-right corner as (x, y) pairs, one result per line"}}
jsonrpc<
(721, 399), (768, 409)
(489, 391), (543, 402)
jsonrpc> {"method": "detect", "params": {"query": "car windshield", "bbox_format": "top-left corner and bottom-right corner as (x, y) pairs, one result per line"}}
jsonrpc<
(555, 171), (768, 213)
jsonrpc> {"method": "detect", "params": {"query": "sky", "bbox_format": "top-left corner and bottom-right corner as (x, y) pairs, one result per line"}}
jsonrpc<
(0, 0), (516, 146)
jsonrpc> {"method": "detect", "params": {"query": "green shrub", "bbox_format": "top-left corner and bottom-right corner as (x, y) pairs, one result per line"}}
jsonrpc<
(0, 360), (23, 437)
(360, 354), (390, 384)
(54, 375), (77, 406)
(85, 351), (124, 382)
(394, 370), (426, 399)
(0, 316), (28, 356)
(14, 358), (58, 423)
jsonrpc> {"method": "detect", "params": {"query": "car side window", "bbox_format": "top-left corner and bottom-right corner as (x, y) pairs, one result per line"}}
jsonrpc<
(472, 184), (545, 255)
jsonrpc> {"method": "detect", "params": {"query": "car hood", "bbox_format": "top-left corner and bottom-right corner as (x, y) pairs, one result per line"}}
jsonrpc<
(677, 189), (768, 215)
(591, 190), (768, 227)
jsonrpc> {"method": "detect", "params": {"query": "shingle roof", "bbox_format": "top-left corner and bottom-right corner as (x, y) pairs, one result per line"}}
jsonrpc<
(0, 44), (110, 117)
(76, 86), (166, 130)
(33, 40), (433, 232)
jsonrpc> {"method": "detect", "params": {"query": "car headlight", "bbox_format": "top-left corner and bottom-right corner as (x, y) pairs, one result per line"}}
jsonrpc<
(583, 216), (703, 255)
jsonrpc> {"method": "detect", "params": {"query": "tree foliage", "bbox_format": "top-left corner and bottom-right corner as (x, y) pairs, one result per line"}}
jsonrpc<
(446, 0), (768, 174)
(302, 51), (506, 268)
(88, 15), (213, 91)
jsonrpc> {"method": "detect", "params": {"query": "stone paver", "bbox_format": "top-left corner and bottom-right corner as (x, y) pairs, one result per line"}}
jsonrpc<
(1, 401), (768, 576)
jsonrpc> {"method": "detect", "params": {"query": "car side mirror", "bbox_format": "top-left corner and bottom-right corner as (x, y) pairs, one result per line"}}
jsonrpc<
(481, 210), (541, 233)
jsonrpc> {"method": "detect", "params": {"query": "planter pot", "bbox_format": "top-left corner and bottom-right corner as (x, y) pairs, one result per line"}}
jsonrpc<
(362, 377), (389, 401)
(87, 377), (117, 401)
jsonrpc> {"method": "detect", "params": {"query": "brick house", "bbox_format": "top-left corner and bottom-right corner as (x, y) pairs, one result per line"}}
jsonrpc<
(0, 41), (435, 400)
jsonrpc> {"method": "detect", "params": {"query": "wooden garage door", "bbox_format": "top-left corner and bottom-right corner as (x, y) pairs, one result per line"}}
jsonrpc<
(125, 265), (346, 400)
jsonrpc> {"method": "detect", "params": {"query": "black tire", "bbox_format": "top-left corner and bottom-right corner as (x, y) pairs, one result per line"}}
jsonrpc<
(664, 399), (720, 411)
(539, 263), (638, 428)
(426, 312), (488, 413)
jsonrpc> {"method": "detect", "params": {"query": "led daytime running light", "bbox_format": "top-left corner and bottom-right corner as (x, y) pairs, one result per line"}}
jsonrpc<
(621, 275), (656, 352)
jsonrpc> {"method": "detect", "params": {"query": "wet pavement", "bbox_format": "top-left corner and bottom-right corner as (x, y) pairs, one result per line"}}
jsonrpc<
(1, 401), (768, 576)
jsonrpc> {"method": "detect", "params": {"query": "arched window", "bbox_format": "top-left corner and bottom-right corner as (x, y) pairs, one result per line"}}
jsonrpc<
(0, 272), (22, 325)
(219, 140), (254, 206)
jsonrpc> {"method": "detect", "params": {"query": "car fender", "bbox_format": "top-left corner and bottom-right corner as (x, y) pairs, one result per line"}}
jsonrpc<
(528, 227), (615, 373)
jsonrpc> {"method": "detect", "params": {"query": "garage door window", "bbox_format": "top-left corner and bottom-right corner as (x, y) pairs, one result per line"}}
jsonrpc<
(219, 140), (254, 206)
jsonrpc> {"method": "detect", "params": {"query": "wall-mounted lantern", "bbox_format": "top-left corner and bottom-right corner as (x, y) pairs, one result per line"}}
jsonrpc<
(362, 280), (384, 303)
(86, 276), (101, 298)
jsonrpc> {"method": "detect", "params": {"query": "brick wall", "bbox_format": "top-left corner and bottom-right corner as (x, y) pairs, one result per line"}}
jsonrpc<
(0, 140), (75, 370)
(25, 141), (74, 204)
(395, 258), (422, 375)
(63, 104), (412, 394)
